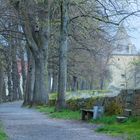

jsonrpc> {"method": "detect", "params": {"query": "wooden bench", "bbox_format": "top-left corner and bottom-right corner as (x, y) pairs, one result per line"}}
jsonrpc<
(116, 116), (128, 123)
(81, 109), (94, 120)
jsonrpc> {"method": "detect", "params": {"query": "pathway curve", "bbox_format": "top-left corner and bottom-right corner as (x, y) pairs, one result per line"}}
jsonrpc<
(0, 101), (122, 140)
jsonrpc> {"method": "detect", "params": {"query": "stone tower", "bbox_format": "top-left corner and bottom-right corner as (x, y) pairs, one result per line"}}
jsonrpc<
(113, 24), (136, 54)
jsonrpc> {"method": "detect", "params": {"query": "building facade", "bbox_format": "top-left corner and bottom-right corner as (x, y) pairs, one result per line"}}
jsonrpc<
(109, 25), (140, 90)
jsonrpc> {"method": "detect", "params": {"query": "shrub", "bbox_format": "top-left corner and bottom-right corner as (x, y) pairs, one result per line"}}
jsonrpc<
(91, 115), (116, 124)
(66, 99), (79, 111)
(84, 98), (96, 109)
(106, 101), (123, 115)
(48, 100), (56, 106)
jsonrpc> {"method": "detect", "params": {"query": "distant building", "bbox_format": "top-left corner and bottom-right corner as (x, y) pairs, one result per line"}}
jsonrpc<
(109, 25), (140, 90)
(113, 24), (137, 55)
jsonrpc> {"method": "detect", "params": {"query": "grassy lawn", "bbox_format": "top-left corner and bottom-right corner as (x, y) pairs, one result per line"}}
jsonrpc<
(91, 116), (140, 140)
(36, 105), (81, 120)
(36, 105), (140, 139)
(49, 90), (110, 100)
(0, 123), (7, 140)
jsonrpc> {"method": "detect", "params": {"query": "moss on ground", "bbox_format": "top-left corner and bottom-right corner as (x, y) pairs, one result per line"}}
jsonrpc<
(92, 116), (140, 140)
(36, 105), (81, 120)
(0, 123), (7, 140)
(37, 105), (140, 139)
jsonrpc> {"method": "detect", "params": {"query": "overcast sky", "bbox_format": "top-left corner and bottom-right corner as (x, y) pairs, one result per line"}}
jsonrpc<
(127, 16), (140, 51)
(125, 1), (140, 52)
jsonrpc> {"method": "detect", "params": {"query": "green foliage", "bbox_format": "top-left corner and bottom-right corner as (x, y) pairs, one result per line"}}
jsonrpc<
(49, 95), (123, 116)
(93, 90), (110, 94)
(49, 93), (57, 100)
(0, 123), (7, 140)
(106, 101), (123, 115)
(50, 110), (81, 120)
(84, 98), (96, 109)
(131, 59), (140, 66)
(94, 116), (140, 140)
(36, 105), (55, 114)
(49, 90), (110, 101)
(48, 100), (56, 106)
(66, 98), (98, 111)
(35, 0), (45, 3)
(36, 106), (81, 120)
(66, 99), (79, 111)
(91, 115), (116, 124)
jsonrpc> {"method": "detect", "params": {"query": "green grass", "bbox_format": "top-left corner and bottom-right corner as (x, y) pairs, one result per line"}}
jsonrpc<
(0, 123), (7, 140)
(49, 93), (57, 100)
(90, 115), (116, 124)
(92, 116), (140, 140)
(49, 90), (110, 100)
(36, 105), (81, 120)
(37, 105), (140, 139)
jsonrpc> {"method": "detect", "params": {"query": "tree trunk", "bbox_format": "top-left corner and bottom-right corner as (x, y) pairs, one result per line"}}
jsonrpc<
(56, 0), (68, 110)
(81, 80), (86, 90)
(72, 76), (77, 91)
(51, 73), (58, 93)
(7, 65), (13, 101)
(11, 0), (50, 105)
(90, 81), (94, 90)
(21, 47), (26, 94)
(11, 45), (22, 101)
(0, 67), (4, 103)
(66, 76), (71, 91)
(33, 51), (49, 105)
(100, 74), (104, 90)
(2, 82), (6, 102)
(48, 71), (52, 94)
(23, 48), (35, 106)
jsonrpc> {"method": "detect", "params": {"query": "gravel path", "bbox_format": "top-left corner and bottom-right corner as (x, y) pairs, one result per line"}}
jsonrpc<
(0, 101), (122, 140)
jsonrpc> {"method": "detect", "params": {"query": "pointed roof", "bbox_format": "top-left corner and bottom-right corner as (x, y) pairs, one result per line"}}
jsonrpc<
(113, 24), (137, 54)
(115, 24), (132, 47)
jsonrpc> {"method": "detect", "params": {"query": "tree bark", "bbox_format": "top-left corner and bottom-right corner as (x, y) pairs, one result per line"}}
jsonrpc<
(56, 0), (68, 110)
(33, 50), (49, 104)
(51, 73), (58, 93)
(13, 0), (50, 105)
(20, 47), (26, 94)
(7, 64), (13, 101)
(72, 76), (77, 91)
(48, 71), (52, 94)
(2, 82), (6, 102)
(0, 67), (4, 103)
(11, 45), (22, 101)
(100, 74), (104, 90)
(23, 48), (35, 106)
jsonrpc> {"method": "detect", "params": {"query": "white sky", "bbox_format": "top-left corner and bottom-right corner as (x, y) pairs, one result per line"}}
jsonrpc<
(127, 16), (140, 51)
(124, 1), (140, 51)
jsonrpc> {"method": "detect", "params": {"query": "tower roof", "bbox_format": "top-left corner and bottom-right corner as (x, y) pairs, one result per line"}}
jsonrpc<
(115, 24), (132, 46)
(113, 24), (136, 54)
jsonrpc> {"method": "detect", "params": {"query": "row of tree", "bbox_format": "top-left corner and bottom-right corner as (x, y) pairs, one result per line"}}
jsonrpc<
(0, 0), (139, 110)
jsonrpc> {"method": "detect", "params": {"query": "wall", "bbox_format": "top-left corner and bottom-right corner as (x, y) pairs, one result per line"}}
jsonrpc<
(109, 54), (140, 90)
(118, 89), (140, 116)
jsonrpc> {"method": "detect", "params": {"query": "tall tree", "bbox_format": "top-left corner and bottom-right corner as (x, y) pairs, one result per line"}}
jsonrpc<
(10, 0), (51, 104)
(56, 0), (68, 110)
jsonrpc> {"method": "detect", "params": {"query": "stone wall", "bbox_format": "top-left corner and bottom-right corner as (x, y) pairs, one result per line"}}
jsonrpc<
(49, 89), (140, 116)
(118, 89), (140, 116)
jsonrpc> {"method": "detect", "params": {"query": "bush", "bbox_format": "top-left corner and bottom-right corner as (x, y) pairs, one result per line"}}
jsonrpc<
(0, 123), (7, 140)
(49, 96), (123, 116)
(84, 98), (96, 109)
(66, 98), (98, 111)
(106, 101), (123, 115)
(48, 100), (56, 106)
(66, 99), (79, 111)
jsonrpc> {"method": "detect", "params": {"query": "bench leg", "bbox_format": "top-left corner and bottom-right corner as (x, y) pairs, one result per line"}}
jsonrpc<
(87, 112), (93, 120)
(82, 111), (86, 120)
